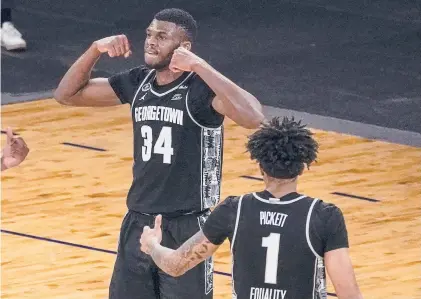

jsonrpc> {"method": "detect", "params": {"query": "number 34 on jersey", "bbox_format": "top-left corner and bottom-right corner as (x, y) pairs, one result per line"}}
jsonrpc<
(140, 125), (174, 164)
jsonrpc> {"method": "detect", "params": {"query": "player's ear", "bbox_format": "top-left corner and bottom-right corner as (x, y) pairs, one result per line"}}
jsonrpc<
(180, 40), (191, 51)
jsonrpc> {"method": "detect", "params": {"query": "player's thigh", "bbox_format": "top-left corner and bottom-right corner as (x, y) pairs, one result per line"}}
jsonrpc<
(109, 252), (158, 299)
(159, 213), (214, 299)
(109, 211), (159, 299)
(158, 258), (213, 299)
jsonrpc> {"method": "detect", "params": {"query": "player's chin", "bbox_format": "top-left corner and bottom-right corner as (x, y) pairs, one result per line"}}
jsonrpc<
(144, 54), (162, 67)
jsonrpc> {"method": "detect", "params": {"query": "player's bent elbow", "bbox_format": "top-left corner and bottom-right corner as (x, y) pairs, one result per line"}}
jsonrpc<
(242, 121), (260, 129)
(252, 115), (265, 128)
(247, 108), (265, 129)
(242, 113), (265, 129)
(54, 96), (67, 105)
(54, 90), (86, 107)
(53, 91), (72, 106)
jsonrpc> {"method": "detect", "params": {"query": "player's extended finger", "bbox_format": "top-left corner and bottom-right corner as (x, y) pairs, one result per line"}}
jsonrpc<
(154, 215), (162, 230)
(6, 127), (13, 144)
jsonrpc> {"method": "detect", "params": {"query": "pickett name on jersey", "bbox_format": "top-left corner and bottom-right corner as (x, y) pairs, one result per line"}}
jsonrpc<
(250, 287), (287, 299)
(260, 211), (288, 227)
(134, 106), (184, 126)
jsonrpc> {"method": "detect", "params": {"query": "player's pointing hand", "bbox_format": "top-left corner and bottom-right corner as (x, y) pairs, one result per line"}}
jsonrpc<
(93, 35), (132, 58)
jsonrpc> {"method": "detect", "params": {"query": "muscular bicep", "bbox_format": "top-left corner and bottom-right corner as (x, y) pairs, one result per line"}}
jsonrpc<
(212, 95), (261, 128)
(62, 78), (121, 107)
(173, 231), (219, 276)
(325, 248), (363, 299)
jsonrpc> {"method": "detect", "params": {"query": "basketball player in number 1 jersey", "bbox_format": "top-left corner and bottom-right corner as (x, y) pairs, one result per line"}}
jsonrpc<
(140, 117), (364, 299)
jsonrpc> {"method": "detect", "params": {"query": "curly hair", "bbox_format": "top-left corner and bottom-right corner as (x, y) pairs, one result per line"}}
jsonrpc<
(246, 117), (318, 179)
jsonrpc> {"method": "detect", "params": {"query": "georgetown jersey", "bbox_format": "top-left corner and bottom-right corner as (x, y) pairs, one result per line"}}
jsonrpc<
(202, 191), (348, 299)
(231, 193), (327, 299)
(109, 67), (224, 214)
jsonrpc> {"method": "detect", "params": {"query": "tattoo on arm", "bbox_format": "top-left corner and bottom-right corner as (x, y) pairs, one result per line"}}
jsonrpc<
(150, 231), (219, 277)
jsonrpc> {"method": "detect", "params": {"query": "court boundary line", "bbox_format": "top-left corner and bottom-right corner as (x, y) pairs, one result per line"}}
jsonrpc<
(331, 192), (380, 202)
(239, 175), (264, 181)
(1, 228), (338, 297)
(263, 106), (421, 148)
(1, 229), (117, 254)
(61, 142), (107, 152)
(0, 229), (230, 277)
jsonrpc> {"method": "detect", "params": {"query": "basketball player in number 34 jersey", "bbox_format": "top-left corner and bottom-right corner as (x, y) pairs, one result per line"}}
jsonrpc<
(54, 8), (263, 299)
(140, 117), (364, 299)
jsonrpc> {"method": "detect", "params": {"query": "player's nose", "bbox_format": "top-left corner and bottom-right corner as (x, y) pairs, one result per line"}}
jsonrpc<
(146, 36), (157, 47)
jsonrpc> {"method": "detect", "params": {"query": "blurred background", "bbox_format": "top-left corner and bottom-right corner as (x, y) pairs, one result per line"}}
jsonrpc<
(1, 0), (420, 133)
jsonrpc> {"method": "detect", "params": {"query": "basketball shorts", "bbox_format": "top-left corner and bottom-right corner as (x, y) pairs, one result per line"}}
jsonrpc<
(109, 209), (213, 299)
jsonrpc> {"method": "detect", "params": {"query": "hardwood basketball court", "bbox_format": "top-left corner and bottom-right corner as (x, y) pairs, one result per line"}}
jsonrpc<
(1, 99), (420, 298)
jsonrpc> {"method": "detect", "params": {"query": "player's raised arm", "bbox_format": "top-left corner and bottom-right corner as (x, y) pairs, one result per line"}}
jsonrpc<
(140, 215), (219, 277)
(325, 248), (363, 299)
(169, 47), (265, 129)
(54, 35), (132, 107)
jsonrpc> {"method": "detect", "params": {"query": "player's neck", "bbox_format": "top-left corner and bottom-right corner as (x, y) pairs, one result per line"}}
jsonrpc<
(265, 180), (297, 199)
(155, 69), (184, 86)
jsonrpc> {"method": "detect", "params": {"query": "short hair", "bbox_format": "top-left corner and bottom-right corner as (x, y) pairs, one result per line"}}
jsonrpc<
(154, 8), (198, 42)
(246, 117), (319, 179)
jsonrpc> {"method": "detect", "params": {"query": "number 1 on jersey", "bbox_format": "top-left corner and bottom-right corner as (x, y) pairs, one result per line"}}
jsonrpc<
(261, 233), (281, 284)
(141, 126), (174, 164)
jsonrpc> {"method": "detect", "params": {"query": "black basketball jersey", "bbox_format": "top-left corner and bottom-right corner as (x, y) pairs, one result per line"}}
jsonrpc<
(125, 70), (224, 214)
(231, 193), (327, 299)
